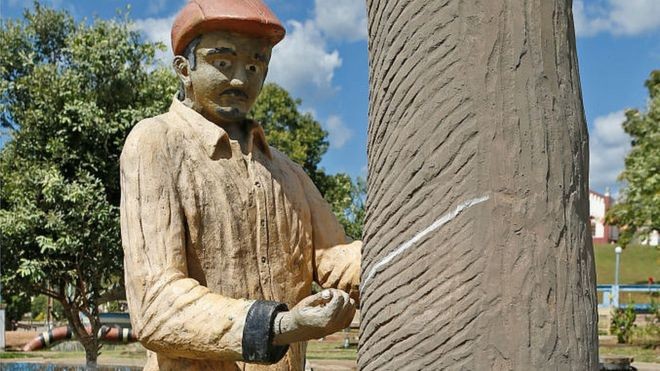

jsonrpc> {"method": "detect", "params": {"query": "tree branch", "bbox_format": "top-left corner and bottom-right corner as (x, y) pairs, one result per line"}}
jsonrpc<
(95, 284), (126, 305)
(34, 285), (64, 302)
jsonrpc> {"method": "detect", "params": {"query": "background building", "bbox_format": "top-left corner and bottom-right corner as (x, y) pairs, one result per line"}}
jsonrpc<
(589, 189), (618, 244)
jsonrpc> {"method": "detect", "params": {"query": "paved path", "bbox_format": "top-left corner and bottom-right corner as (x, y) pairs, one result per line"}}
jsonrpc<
(635, 362), (660, 371)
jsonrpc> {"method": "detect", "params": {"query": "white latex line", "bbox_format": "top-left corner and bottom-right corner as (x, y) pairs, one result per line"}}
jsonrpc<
(362, 195), (490, 290)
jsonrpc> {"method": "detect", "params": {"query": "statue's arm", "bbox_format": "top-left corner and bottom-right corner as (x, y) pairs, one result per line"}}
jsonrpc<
(292, 163), (361, 304)
(119, 122), (288, 364)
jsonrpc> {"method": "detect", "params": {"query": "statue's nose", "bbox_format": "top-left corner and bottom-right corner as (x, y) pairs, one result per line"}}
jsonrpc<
(230, 78), (245, 87)
(230, 67), (247, 87)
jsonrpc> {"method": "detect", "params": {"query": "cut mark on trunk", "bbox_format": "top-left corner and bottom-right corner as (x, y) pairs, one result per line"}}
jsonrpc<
(361, 195), (490, 290)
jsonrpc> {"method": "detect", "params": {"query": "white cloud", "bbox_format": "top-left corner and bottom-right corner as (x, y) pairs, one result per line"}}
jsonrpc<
(589, 110), (630, 193)
(268, 0), (368, 99)
(574, 0), (660, 37)
(324, 115), (353, 149)
(147, 0), (169, 15)
(314, 0), (367, 42)
(132, 16), (175, 65)
(268, 20), (342, 99)
(301, 106), (318, 118)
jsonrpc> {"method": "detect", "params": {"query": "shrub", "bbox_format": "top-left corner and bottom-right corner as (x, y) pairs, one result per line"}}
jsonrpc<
(611, 305), (637, 344)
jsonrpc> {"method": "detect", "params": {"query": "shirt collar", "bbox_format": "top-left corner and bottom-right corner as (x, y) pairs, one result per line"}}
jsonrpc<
(169, 97), (272, 160)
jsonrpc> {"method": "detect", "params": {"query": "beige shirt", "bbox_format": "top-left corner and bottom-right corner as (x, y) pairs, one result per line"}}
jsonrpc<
(120, 98), (361, 371)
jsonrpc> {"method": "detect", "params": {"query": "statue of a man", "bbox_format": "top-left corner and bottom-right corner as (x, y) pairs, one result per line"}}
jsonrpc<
(119, 1), (361, 370)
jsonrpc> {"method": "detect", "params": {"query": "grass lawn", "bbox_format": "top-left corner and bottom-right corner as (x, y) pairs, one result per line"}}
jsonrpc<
(307, 342), (660, 364)
(307, 340), (357, 360)
(600, 346), (660, 363)
(2, 342), (658, 365)
(0, 343), (359, 364)
(594, 244), (659, 305)
(0, 352), (36, 359)
(1, 342), (359, 362)
(594, 244), (659, 284)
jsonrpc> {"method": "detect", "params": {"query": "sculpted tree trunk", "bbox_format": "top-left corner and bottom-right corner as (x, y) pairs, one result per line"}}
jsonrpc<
(359, 1), (598, 370)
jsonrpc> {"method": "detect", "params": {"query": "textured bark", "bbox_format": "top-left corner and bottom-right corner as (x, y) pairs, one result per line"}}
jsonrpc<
(359, 1), (598, 370)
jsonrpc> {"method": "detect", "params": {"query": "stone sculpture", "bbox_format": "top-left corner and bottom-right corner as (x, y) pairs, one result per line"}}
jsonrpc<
(359, 0), (598, 370)
(120, 1), (360, 370)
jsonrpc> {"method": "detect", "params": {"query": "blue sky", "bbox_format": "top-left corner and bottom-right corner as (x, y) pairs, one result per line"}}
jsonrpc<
(2, 0), (659, 196)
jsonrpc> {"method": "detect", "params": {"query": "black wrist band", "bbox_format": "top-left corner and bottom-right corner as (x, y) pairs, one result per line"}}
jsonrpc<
(242, 300), (290, 364)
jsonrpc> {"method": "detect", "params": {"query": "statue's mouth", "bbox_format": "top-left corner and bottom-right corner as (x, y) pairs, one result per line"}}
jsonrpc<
(216, 107), (243, 120)
(220, 89), (249, 101)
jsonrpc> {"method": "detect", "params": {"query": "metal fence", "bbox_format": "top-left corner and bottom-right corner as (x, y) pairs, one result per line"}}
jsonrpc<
(597, 284), (660, 311)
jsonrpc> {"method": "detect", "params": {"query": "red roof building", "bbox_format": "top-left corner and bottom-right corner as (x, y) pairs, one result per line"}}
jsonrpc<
(589, 189), (618, 244)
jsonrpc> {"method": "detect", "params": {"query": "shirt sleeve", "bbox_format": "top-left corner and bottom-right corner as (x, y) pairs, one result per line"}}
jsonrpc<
(293, 165), (362, 304)
(120, 121), (287, 363)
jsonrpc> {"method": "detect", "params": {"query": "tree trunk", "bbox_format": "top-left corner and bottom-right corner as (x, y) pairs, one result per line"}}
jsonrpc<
(62, 301), (100, 370)
(78, 316), (101, 370)
(84, 343), (99, 370)
(359, 1), (597, 370)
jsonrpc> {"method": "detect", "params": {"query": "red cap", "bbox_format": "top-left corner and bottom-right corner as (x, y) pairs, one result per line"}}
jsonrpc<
(171, 0), (286, 56)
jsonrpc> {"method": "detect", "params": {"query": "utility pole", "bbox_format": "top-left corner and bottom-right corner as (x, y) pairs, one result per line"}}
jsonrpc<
(613, 246), (623, 308)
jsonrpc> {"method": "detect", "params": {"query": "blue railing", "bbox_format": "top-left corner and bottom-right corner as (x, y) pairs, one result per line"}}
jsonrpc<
(597, 284), (660, 311)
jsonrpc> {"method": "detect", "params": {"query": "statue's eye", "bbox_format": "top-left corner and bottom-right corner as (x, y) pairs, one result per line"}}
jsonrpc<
(246, 64), (260, 73)
(214, 59), (232, 69)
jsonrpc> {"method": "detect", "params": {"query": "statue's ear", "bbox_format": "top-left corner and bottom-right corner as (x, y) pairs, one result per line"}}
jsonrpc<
(173, 56), (192, 87)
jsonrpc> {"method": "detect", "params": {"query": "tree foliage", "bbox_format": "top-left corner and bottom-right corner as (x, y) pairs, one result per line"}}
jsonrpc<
(606, 71), (660, 246)
(250, 83), (365, 239)
(0, 3), (176, 366)
(3, 294), (31, 330)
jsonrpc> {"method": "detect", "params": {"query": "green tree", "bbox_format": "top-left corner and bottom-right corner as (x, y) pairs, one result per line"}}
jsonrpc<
(31, 294), (65, 322)
(0, 3), (176, 367)
(321, 174), (366, 240)
(606, 71), (660, 247)
(3, 294), (31, 330)
(250, 83), (365, 239)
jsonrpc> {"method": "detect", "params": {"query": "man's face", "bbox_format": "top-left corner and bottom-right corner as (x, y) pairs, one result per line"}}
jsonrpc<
(188, 30), (271, 123)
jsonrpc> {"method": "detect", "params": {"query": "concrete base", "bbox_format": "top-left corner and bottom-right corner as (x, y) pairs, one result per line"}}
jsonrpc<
(599, 307), (613, 335)
(600, 355), (634, 371)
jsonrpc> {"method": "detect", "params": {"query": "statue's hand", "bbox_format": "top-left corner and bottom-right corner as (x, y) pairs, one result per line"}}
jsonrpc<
(272, 289), (356, 345)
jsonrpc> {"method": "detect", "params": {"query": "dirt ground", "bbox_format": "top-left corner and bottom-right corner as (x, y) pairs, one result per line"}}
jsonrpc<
(5, 331), (39, 350)
(307, 359), (356, 370)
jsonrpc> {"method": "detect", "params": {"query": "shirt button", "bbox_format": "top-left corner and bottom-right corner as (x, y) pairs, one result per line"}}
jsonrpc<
(261, 257), (267, 263)
(255, 181), (261, 188)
